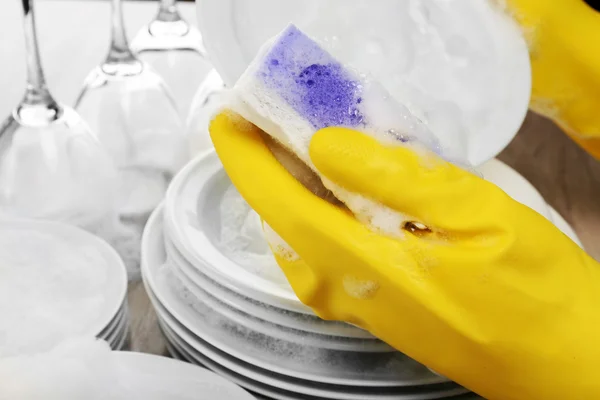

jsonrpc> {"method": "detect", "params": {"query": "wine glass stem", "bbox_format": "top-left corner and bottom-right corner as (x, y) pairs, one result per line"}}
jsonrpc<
(106, 0), (136, 64)
(157, 0), (182, 23)
(20, 0), (56, 107)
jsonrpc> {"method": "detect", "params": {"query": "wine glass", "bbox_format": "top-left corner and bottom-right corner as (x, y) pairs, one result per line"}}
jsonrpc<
(0, 0), (117, 234)
(185, 69), (227, 157)
(131, 0), (213, 119)
(75, 0), (188, 279)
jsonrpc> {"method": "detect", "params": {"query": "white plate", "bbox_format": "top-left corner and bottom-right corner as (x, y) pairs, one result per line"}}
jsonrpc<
(477, 159), (551, 220)
(143, 206), (447, 387)
(0, 218), (128, 357)
(164, 151), (308, 313)
(111, 323), (129, 351)
(105, 307), (129, 348)
(158, 314), (469, 400)
(169, 257), (389, 351)
(166, 236), (374, 339)
(98, 302), (127, 339)
(197, 0), (530, 166)
(110, 351), (255, 400)
(548, 207), (583, 248)
(477, 161), (583, 246)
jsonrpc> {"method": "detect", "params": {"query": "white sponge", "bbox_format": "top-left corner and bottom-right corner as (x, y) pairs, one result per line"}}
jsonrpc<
(229, 24), (461, 237)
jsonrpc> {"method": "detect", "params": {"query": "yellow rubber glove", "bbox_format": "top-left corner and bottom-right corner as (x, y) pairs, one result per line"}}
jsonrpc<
(505, 0), (600, 158)
(210, 111), (600, 400)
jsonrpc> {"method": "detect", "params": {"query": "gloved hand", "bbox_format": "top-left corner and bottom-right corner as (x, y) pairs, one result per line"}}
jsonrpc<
(506, 0), (600, 158)
(210, 111), (600, 400)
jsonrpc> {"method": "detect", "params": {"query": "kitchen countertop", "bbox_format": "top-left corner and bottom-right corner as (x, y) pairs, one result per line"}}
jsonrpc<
(1, 0), (599, 359)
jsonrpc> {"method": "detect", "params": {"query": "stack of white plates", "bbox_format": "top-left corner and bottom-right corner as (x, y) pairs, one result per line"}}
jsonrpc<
(0, 219), (130, 356)
(143, 207), (474, 400)
(142, 151), (582, 399)
(97, 298), (130, 351)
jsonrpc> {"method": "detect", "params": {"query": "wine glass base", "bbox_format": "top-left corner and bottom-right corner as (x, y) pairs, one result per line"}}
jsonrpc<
(132, 21), (207, 54)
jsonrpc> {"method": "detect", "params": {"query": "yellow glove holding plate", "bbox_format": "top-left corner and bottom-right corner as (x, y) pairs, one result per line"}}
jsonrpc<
(506, 0), (600, 158)
(210, 111), (600, 400)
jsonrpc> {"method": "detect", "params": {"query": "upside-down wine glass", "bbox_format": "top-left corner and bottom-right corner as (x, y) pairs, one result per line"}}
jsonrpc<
(0, 0), (117, 234)
(131, 0), (213, 119)
(75, 0), (188, 279)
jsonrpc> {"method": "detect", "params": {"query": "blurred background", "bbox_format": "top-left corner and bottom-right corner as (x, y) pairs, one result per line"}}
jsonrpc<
(0, 0), (197, 118)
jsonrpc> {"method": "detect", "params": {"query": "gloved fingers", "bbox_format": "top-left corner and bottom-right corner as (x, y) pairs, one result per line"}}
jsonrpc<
(210, 111), (404, 266)
(309, 127), (509, 231)
(270, 231), (433, 325)
(210, 111), (505, 275)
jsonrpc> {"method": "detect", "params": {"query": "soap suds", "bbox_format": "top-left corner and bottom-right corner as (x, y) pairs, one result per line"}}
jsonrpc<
(263, 222), (301, 262)
(305, 0), (530, 163)
(217, 185), (290, 284)
(160, 262), (439, 383)
(230, 25), (445, 240)
(323, 178), (411, 239)
(227, 0), (529, 165)
(343, 275), (380, 300)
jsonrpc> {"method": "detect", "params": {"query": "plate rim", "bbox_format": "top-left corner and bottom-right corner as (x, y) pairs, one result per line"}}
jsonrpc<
(157, 315), (466, 398)
(163, 151), (311, 313)
(166, 236), (375, 339)
(0, 217), (128, 340)
(169, 258), (389, 350)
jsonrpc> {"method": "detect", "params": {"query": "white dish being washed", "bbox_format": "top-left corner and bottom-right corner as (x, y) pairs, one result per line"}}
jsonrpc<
(197, 0), (531, 166)
(0, 218), (128, 358)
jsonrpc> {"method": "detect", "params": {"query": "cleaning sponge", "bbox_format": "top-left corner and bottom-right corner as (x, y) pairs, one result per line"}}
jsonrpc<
(228, 24), (457, 237)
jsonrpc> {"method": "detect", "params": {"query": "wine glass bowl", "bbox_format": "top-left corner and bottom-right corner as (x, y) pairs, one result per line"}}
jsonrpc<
(0, 0), (118, 233)
(0, 105), (116, 229)
(75, 60), (186, 218)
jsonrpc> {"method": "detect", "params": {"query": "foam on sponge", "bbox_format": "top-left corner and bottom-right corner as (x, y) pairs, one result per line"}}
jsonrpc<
(229, 24), (457, 237)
